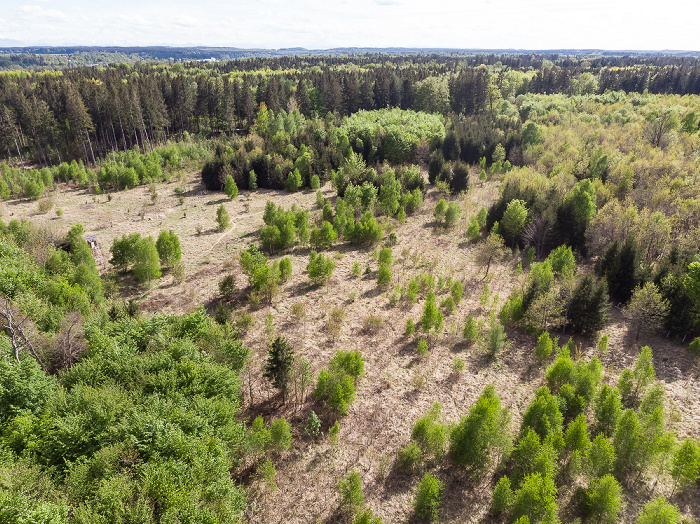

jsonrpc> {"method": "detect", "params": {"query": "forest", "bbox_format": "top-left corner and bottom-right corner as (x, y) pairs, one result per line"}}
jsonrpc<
(1, 50), (700, 523)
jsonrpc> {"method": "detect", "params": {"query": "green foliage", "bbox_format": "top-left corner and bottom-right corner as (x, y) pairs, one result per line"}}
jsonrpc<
(405, 318), (416, 336)
(433, 199), (447, 224)
(307, 250), (336, 285)
(417, 338), (429, 357)
(352, 508), (383, 524)
(310, 221), (338, 250)
(635, 497), (682, 524)
(594, 385), (622, 438)
(216, 204), (231, 231)
(564, 413), (590, 453)
(671, 438), (700, 492)
(348, 211), (383, 245)
(462, 315), (478, 342)
(338, 470), (364, 515)
(155, 230), (181, 267)
(585, 475), (622, 524)
(414, 473), (443, 522)
(420, 292), (443, 334)
(314, 351), (364, 416)
(306, 411), (321, 439)
(689, 336), (700, 356)
(278, 257), (292, 282)
(546, 245), (575, 275)
(586, 433), (616, 478)
(398, 441), (422, 474)
(411, 403), (447, 459)
(492, 476), (514, 515)
(248, 170), (258, 190)
(310, 174), (320, 190)
(224, 174), (238, 199)
(270, 417), (292, 452)
(263, 337), (295, 400)
(467, 215), (481, 242)
(534, 332), (553, 364)
(444, 202), (461, 228)
(521, 386), (563, 441)
(132, 236), (161, 283)
(511, 473), (557, 524)
(450, 280), (464, 304)
(485, 315), (507, 356)
(377, 247), (393, 287)
(449, 385), (512, 474)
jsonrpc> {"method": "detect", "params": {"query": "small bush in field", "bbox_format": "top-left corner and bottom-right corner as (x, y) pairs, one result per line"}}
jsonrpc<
(397, 442), (422, 474)
(414, 473), (443, 522)
(338, 470), (364, 515)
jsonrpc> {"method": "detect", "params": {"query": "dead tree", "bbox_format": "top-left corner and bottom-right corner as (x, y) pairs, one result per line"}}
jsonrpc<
(0, 296), (44, 370)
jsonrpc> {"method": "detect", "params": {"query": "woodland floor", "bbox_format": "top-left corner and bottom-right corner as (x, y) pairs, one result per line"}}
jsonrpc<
(4, 172), (699, 523)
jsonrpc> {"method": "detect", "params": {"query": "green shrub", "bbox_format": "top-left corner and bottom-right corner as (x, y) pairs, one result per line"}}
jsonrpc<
(492, 476), (514, 515)
(216, 204), (230, 231)
(635, 497), (682, 524)
(444, 202), (461, 228)
(414, 473), (443, 522)
(307, 250), (336, 285)
(405, 318), (416, 336)
(421, 292), (443, 333)
(417, 338), (429, 357)
(411, 403), (446, 459)
(463, 315), (478, 342)
(278, 257), (292, 282)
(270, 417), (292, 452)
(511, 473), (557, 524)
(338, 470), (364, 515)
(449, 385), (512, 474)
(671, 438), (700, 492)
(450, 281), (463, 304)
(306, 411), (321, 439)
(585, 475), (622, 524)
(586, 433), (616, 478)
(534, 332), (553, 364)
(594, 385), (622, 437)
(224, 174), (238, 199)
(397, 441), (422, 474)
(689, 336), (700, 356)
(132, 236), (161, 283)
(433, 199), (447, 224)
(310, 174), (320, 190)
(155, 230), (181, 267)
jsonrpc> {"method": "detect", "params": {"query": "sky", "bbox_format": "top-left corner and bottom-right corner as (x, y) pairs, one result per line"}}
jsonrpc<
(1, 0), (699, 51)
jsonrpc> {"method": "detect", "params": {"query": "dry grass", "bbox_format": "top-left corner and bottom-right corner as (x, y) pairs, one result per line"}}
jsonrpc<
(7, 172), (700, 523)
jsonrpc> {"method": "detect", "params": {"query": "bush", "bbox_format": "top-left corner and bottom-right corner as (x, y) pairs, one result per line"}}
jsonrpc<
(444, 202), (461, 228)
(310, 221), (338, 250)
(155, 230), (181, 267)
(306, 411), (321, 438)
(414, 473), (443, 522)
(405, 318), (416, 336)
(132, 236), (161, 283)
(307, 251), (336, 285)
(270, 417), (292, 452)
(635, 497), (682, 524)
(594, 385), (622, 437)
(492, 476), (514, 515)
(314, 351), (364, 416)
(433, 199), (447, 224)
(338, 471), (364, 515)
(398, 441), (422, 474)
(216, 204), (230, 231)
(224, 174), (238, 199)
(352, 508), (383, 524)
(450, 281), (464, 304)
(310, 174), (320, 190)
(449, 385), (511, 474)
(671, 439), (700, 492)
(585, 475), (622, 524)
(417, 338), (429, 356)
(586, 433), (616, 478)
(534, 332), (553, 364)
(278, 257), (292, 282)
(521, 386), (563, 441)
(421, 292), (443, 334)
(511, 473), (557, 524)
(463, 316), (478, 342)
(485, 316), (507, 356)
(412, 403), (446, 459)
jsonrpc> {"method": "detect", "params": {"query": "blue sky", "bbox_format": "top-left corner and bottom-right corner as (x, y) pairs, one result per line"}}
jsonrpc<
(1, 0), (699, 50)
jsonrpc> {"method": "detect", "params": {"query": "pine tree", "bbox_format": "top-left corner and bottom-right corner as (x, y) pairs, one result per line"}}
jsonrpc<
(264, 337), (295, 403)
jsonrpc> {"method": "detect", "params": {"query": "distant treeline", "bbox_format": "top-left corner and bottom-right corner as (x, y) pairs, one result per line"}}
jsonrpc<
(1, 53), (700, 166)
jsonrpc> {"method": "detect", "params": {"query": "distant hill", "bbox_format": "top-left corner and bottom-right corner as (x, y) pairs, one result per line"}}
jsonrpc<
(1, 45), (699, 70)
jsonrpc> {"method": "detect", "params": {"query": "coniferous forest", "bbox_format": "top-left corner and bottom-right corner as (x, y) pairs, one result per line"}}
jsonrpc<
(1, 50), (700, 523)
